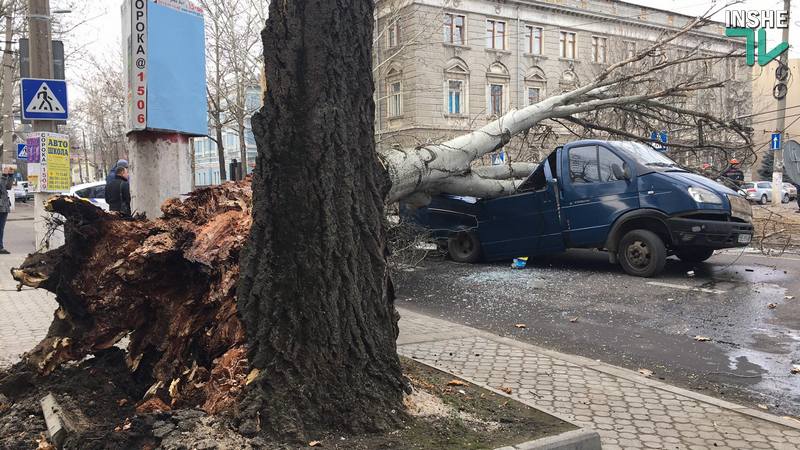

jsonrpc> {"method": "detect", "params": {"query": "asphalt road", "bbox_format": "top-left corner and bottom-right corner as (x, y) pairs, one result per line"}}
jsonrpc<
(394, 247), (800, 418)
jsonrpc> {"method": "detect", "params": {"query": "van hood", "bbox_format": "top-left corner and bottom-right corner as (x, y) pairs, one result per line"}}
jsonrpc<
(658, 171), (739, 196)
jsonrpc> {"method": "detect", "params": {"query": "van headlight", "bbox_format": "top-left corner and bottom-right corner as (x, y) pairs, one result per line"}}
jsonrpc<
(688, 186), (722, 204)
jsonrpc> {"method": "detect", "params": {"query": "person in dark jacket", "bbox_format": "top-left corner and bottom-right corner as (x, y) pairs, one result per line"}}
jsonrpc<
(105, 159), (129, 205)
(0, 167), (14, 254)
(106, 166), (131, 216)
(721, 159), (744, 187)
(105, 159), (128, 185)
(795, 182), (800, 213)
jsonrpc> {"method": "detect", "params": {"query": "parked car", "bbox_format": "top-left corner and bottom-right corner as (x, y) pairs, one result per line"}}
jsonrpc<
(12, 181), (30, 202)
(70, 181), (108, 211)
(406, 140), (754, 278)
(784, 182), (798, 201)
(741, 181), (791, 204)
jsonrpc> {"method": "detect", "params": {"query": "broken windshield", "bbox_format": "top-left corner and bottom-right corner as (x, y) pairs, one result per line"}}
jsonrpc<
(612, 141), (683, 170)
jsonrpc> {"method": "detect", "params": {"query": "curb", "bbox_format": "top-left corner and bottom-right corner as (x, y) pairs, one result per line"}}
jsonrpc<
(495, 429), (601, 450)
(397, 307), (800, 432)
(409, 358), (601, 450)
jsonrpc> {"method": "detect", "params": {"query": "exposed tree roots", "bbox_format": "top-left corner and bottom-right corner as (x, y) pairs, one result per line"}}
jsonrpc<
(11, 181), (254, 415)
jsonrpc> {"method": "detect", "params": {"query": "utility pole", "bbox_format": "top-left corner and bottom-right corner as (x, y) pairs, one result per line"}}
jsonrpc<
(772, 0), (791, 206)
(28, 0), (57, 246)
(1, 0), (18, 166)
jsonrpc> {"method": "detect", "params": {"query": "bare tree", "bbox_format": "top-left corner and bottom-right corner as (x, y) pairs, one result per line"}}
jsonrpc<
(71, 56), (127, 180)
(200, 0), (265, 181)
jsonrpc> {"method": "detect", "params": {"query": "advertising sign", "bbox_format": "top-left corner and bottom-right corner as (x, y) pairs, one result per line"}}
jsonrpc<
(122, 0), (206, 136)
(25, 133), (70, 193)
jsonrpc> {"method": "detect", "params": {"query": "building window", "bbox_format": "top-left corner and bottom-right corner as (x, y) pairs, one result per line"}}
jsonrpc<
(525, 25), (542, 55)
(388, 81), (402, 117)
(524, 66), (546, 107)
(591, 36), (607, 63)
(527, 87), (540, 106)
(559, 31), (576, 59)
(448, 80), (464, 114)
(676, 49), (689, 74)
(388, 20), (400, 48)
(624, 40), (636, 59)
(486, 19), (506, 50)
(490, 84), (504, 115)
(444, 13), (465, 45)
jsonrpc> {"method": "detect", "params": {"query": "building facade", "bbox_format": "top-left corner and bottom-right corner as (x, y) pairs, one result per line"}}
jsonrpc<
(193, 86), (262, 186)
(374, 0), (752, 170)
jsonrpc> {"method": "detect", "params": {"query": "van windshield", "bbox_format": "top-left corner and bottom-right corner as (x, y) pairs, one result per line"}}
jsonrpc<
(613, 142), (683, 169)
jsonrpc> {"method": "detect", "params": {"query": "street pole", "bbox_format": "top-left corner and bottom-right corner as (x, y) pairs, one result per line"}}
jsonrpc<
(28, 0), (58, 247)
(772, 0), (791, 206)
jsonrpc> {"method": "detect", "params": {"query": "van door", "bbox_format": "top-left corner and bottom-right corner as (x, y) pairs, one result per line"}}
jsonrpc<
(478, 152), (565, 259)
(560, 144), (639, 247)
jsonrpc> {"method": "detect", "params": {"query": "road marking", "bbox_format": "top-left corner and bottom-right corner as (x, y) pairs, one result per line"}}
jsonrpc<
(646, 281), (726, 294)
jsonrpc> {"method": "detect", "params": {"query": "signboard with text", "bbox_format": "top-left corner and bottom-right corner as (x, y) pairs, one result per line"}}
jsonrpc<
(122, 0), (206, 135)
(25, 133), (71, 193)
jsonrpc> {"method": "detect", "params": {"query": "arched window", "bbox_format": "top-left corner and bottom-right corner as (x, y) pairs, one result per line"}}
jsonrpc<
(444, 58), (469, 115)
(486, 62), (509, 117)
(524, 66), (546, 106)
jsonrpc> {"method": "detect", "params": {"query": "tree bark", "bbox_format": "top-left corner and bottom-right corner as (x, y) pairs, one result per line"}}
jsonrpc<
(236, 0), (406, 440)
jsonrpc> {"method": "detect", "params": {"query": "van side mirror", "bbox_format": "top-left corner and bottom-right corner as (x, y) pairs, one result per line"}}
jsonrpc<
(612, 163), (630, 181)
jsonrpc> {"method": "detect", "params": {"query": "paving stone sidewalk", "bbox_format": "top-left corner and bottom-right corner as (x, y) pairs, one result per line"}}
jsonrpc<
(2, 264), (800, 449)
(397, 307), (800, 450)
(0, 255), (58, 368)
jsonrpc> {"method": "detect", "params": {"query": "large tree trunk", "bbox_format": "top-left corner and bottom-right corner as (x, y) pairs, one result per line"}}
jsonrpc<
(235, 0), (406, 440)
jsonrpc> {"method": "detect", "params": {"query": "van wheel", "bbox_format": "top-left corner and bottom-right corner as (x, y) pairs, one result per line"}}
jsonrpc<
(760, 194), (768, 205)
(783, 194), (790, 204)
(618, 229), (666, 277)
(448, 231), (482, 263)
(675, 247), (714, 263)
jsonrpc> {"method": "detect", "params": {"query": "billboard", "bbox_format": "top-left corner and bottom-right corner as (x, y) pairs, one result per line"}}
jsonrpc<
(26, 133), (71, 193)
(122, 0), (206, 136)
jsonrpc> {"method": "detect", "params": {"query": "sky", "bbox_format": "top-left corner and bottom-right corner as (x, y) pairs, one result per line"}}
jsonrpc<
(62, 0), (800, 99)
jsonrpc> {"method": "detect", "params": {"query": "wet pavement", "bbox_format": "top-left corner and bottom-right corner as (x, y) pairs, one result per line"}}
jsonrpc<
(394, 248), (800, 418)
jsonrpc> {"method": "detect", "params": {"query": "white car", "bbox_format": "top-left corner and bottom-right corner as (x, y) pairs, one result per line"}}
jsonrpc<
(12, 181), (29, 202)
(70, 181), (109, 211)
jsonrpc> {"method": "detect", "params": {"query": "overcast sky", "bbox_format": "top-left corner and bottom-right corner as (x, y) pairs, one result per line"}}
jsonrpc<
(63, 0), (799, 99)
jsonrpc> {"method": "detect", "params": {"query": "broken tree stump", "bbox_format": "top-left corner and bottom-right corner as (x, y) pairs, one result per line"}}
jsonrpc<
(12, 181), (255, 413)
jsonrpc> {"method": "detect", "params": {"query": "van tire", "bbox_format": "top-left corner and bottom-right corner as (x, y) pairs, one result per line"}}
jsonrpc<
(675, 247), (714, 263)
(448, 231), (482, 263)
(760, 194), (768, 205)
(618, 229), (666, 277)
(783, 194), (790, 204)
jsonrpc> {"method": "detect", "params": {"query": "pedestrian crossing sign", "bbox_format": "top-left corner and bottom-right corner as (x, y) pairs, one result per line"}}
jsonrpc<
(21, 78), (68, 121)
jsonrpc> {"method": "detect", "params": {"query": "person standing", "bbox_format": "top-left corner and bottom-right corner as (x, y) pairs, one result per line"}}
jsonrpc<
(105, 159), (128, 185)
(795, 181), (800, 213)
(105, 159), (128, 205)
(0, 167), (15, 254)
(106, 166), (131, 217)
(721, 159), (744, 187)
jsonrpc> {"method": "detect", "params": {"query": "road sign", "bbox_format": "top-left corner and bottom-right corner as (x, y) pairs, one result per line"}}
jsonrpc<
(650, 131), (668, 152)
(16, 143), (27, 160)
(21, 78), (68, 121)
(771, 133), (781, 150)
(491, 150), (506, 165)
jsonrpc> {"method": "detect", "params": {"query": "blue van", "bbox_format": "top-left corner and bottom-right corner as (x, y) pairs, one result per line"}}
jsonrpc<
(408, 140), (754, 277)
